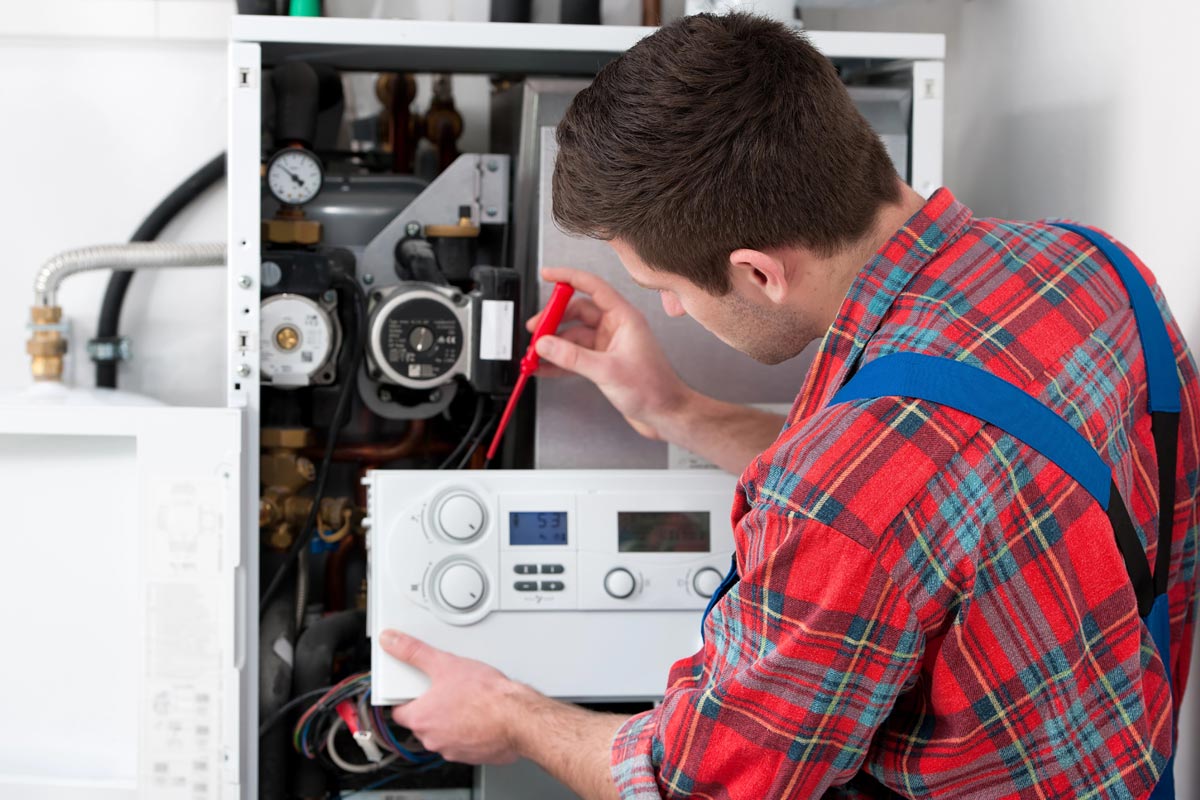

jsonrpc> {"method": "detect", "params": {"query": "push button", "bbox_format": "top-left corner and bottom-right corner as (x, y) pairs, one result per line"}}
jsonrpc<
(540, 581), (565, 592)
(539, 564), (565, 574)
(514, 581), (538, 592)
(514, 564), (538, 574)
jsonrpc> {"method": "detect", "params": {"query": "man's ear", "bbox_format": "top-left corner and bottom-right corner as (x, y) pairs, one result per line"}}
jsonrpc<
(729, 248), (789, 304)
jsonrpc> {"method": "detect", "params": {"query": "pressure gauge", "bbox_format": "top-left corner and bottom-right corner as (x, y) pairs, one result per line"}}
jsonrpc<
(266, 147), (323, 206)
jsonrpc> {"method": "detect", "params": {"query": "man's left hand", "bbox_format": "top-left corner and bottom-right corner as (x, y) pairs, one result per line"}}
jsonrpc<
(379, 628), (532, 765)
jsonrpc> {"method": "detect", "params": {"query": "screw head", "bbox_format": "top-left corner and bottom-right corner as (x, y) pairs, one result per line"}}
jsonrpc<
(405, 221), (422, 237)
(487, 160), (499, 172)
(321, 289), (336, 304)
(236, 363), (252, 378)
(378, 387), (393, 403)
(429, 388), (442, 402)
(237, 275), (253, 289)
(485, 207), (498, 217)
(362, 273), (375, 285)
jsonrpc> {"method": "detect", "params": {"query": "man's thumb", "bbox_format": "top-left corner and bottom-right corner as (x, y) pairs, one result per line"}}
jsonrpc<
(379, 629), (443, 674)
(535, 335), (602, 381)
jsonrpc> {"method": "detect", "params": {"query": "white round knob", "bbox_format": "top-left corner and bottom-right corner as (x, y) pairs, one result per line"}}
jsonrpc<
(437, 562), (486, 611)
(604, 568), (636, 600)
(692, 567), (724, 598)
(436, 493), (486, 542)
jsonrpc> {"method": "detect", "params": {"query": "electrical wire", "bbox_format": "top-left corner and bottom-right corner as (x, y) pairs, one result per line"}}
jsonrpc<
(258, 685), (333, 737)
(454, 409), (502, 470)
(289, 671), (444, 778)
(260, 273), (367, 615)
(325, 718), (399, 774)
(339, 771), (407, 799)
(436, 394), (487, 470)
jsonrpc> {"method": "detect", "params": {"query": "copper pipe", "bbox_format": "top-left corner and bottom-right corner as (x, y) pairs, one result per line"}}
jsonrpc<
(306, 420), (425, 466)
(642, 0), (660, 27)
(325, 533), (360, 612)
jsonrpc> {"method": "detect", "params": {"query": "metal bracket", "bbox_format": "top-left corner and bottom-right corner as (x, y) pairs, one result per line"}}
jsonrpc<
(87, 336), (132, 365)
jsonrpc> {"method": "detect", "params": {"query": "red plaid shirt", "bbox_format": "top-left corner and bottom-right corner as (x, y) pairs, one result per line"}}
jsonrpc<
(611, 189), (1198, 798)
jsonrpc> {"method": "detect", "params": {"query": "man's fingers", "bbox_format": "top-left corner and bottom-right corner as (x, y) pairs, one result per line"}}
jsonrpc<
(391, 701), (414, 729)
(527, 297), (603, 332)
(534, 334), (606, 383)
(379, 629), (445, 674)
(540, 267), (626, 311)
(557, 325), (597, 352)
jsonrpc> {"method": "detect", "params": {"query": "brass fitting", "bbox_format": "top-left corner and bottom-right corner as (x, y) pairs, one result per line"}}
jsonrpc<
(261, 428), (317, 493)
(27, 305), (67, 381)
(262, 207), (321, 245)
(424, 213), (480, 239)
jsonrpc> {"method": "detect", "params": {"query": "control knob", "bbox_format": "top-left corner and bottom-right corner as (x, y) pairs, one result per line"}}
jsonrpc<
(437, 562), (486, 611)
(692, 567), (724, 598)
(603, 567), (637, 600)
(434, 491), (486, 542)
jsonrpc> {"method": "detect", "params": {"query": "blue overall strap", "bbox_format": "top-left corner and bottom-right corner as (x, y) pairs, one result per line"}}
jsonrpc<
(830, 352), (1175, 796)
(701, 554), (739, 640)
(1052, 223), (1181, 597)
(830, 353), (1155, 613)
(1051, 223), (1180, 800)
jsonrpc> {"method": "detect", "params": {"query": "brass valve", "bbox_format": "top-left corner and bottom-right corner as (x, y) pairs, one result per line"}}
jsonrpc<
(27, 305), (67, 381)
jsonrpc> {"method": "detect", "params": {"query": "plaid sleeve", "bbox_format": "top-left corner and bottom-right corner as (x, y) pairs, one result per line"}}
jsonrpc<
(610, 506), (924, 798)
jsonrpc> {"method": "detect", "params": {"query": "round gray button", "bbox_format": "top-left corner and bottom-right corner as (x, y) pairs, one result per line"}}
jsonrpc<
(603, 568), (636, 600)
(438, 562), (485, 611)
(434, 493), (486, 542)
(692, 567), (724, 598)
(409, 326), (435, 352)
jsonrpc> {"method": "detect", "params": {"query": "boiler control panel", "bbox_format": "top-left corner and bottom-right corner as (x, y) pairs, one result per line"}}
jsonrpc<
(365, 470), (737, 702)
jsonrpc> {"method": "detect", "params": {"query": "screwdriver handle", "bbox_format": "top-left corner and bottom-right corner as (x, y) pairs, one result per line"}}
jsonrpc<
(520, 282), (575, 375)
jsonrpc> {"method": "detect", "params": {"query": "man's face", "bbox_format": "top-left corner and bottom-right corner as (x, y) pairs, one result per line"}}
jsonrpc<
(609, 239), (814, 365)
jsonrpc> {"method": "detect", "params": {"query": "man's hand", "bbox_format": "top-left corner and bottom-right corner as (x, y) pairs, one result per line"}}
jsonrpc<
(528, 266), (693, 441)
(380, 628), (627, 800)
(380, 629), (526, 764)
(529, 266), (787, 474)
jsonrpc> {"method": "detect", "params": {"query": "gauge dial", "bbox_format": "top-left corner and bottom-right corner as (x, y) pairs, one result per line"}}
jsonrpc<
(266, 147), (323, 206)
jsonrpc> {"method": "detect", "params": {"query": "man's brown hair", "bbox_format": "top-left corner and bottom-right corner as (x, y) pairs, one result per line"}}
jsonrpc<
(552, 13), (901, 295)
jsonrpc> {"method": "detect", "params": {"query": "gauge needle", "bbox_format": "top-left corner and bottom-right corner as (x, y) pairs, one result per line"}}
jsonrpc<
(281, 168), (305, 186)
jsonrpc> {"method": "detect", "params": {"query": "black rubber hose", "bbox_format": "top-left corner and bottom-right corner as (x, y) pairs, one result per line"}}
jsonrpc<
(291, 609), (367, 798)
(95, 152), (226, 388)
(258, 593), (296, 800)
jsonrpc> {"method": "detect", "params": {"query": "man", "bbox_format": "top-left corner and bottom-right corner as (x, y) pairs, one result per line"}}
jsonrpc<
(378, 13), (1197, 799)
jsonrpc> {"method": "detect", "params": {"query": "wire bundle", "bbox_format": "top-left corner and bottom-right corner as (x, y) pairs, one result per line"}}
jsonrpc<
(292, 672), (443, 774)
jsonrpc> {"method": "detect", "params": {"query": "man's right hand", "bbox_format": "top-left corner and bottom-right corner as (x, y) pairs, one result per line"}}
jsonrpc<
(527, 266), (693, 441)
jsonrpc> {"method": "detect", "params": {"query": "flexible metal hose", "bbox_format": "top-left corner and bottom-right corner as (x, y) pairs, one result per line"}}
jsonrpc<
(34, 242), (226, 307)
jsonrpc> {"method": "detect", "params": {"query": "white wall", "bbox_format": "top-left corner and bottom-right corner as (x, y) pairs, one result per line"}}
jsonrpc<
(0, 36), (229, 405)
(808, 1), (1199, 793)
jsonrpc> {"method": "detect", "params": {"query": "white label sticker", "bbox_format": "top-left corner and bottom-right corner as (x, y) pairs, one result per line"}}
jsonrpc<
(141, 479), (225, 799)
(479, 300), (515, 361)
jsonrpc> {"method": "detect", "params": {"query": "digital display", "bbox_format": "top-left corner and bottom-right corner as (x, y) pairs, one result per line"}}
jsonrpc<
(509, 511), (568, 546)
(618, 511), (710, 553)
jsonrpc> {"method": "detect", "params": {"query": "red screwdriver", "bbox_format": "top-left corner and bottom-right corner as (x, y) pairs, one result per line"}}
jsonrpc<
(485, 282), (575, 462)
